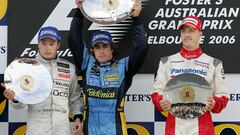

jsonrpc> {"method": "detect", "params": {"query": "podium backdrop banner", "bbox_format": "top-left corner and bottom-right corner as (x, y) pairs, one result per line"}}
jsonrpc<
(7, 0), (240, 73)
(1, 0), (240, 134)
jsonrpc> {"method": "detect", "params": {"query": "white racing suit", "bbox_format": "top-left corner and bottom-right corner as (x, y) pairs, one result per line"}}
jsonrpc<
(10, 53), (83, 135)
(151, 47), (229, 135)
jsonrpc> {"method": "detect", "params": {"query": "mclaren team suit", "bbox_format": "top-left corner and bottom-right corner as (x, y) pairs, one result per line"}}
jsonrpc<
(10, 53), (83, 135)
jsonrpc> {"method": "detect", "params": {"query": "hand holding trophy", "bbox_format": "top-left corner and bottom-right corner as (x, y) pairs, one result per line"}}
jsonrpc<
(163, 73), (213, 119)
(3, 58), (52, 104)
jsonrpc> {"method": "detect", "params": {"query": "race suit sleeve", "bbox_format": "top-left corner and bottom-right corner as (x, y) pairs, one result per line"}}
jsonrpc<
(126, 16), (148, 78)
(69, 66), (83, 120)
(151, 59), (168, 112)
(10, 100), (27, 109)
(68, 8), (90, 72)
(211, 61), (229, 113)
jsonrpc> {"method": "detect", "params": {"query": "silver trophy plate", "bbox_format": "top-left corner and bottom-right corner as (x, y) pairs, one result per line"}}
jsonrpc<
(4, 58), (52, 104)
(80, 0), (135, 24)
(164, 73), (212, 119)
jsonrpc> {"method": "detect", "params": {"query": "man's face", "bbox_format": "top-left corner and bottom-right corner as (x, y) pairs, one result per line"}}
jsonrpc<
(93, 42), (113, 63)
(38, 38), (60, 60)
(180, 25), (202, 50)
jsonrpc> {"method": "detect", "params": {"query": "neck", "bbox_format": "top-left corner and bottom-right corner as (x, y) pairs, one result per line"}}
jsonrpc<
(96, 58), (115, 67)
(180, 47), (203, 59)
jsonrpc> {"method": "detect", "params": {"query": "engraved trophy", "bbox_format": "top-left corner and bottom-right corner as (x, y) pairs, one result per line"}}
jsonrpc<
(164, 73), (212, 119)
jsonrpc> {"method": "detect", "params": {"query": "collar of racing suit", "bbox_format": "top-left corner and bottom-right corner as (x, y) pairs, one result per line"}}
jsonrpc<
(35, 52), (59, 63)
(180, 47), (203, 59)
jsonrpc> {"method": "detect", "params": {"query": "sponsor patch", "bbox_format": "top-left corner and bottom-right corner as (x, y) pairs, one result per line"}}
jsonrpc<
(104, 81), (120, 86)
(53, 80), (70, 87)
(104, 74), (120, 80)
(171, 68), (207, 76)
(194, 60), (209, 69)
(171, 60), (184, 63)
(58, 68), (70, 73)
(85, 88), (116, 99)
(58, 73), (71, 79)
(57, 62), (69, 68)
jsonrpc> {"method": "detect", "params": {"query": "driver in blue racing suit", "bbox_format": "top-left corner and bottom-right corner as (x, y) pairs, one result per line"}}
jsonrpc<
(68, 0), (148, 134)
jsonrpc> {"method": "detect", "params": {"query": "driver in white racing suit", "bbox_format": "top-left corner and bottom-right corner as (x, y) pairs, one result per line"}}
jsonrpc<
(151, 16), (229, 135)
(2, 26), (83, 135)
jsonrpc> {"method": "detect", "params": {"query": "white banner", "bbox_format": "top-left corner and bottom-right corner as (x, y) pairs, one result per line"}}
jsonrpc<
(0, 26), (7, 74)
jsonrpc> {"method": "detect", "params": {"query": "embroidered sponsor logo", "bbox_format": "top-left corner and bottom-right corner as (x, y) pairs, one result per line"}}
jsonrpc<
(86, 88), (116, 99)
(52, 89), (68, 97)
(194, 60), (209, 68)
(58, 73), (71, 79)
(57, 62), (69, 68)
(104, 74), (120, 80)
(104, 81), (120, 86)
(53, 80), (70, 87)
(58, 68), (70, 73)
(171, 60), (184, 63)
(171, 68), (207, 76)
(89, 78), (100, 84)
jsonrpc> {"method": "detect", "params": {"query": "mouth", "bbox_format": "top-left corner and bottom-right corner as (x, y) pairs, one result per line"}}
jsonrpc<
(44, 53), (52, 55)
(184, 39), (192, 42)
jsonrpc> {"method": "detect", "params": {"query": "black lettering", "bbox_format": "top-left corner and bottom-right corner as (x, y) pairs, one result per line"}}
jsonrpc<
(146, 94), (151, 101)
(0, 46), (6, 53)
(138, 94), (144, 101)
(132, 94), (138, 101)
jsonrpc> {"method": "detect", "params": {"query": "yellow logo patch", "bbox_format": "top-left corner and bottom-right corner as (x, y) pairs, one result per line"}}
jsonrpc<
(104, 75), (120, 80)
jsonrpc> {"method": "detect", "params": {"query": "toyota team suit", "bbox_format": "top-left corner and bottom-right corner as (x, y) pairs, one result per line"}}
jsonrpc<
(151, 47), (229, 135)
(68, 8), (148, 135)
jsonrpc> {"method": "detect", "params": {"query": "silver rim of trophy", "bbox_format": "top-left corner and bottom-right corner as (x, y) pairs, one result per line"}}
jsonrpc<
(79, 0), (135, 24)
(163, 73), (212, 119)
(4, 58), (52, 104)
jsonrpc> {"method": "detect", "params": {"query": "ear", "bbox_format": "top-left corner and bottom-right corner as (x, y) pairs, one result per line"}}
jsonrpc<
(199, 31), (203, 36)
(57, 42), (61, 49)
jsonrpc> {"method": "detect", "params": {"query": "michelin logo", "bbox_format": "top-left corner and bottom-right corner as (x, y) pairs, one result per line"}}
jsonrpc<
(171, 68), (207, 76)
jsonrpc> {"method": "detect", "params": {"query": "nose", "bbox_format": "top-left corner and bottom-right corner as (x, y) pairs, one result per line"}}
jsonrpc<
(99, 47), (105, 53)
(44, 45), (51, 51)
(183, 32), (191, 39)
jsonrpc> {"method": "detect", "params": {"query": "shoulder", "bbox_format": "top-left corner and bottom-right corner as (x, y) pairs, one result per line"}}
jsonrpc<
(202, 53), (222, 67)
(160, 52), (179, 65)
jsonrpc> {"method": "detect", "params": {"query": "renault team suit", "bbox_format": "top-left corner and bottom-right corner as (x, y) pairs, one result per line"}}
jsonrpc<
(151, 47), (229, 135)
(68, 8), (148, 135)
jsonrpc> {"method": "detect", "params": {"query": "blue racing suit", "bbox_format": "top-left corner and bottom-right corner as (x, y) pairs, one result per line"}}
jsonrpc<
(68, 8), (148, 135)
